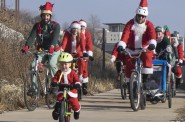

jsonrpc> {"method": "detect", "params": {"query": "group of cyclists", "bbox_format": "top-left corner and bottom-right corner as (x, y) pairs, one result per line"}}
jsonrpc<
(21, 2), (93, 120)
(20, 0), (184, 121)
(111, 0), (184, 97)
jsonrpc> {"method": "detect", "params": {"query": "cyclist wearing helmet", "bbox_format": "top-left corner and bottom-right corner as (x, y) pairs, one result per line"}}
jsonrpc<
(155, 26), (171, 62)
(51, 52), (81, 120)
(21, 2), (61, 95)
(117, 0), (156, 85)
(79, 19), (93, 95)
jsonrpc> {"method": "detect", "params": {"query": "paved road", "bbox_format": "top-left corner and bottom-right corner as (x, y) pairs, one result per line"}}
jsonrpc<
(0, 89), (185, 122)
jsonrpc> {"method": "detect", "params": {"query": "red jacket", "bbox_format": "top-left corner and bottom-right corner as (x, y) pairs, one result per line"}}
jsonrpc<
(177, 44), (184, 61)
(52, 69), (80, 97)
(119, 19), (156, 50)
(112, 42), (124, 61)
(84, 30), (93, 56)
(61, 30), (86, 57)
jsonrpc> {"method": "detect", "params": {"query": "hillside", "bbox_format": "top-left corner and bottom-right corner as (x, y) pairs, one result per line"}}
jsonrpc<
(0, 9), (117, 113)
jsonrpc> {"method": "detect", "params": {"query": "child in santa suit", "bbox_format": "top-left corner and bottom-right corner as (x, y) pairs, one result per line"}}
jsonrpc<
(51, 52), (81, 120)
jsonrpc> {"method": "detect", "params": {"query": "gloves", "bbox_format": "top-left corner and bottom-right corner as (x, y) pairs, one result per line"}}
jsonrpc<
(49, 45), (54, 53)
(51, 82), (58, 87)
(110, 55), (116, 63)
(148, 44), (155, 50)
(83, 53), (89, 57)
(71, 84), (81, 89)
(89, 56), (94, 61)
(117, 46), (124, 52)
(21, 46), (29, 53)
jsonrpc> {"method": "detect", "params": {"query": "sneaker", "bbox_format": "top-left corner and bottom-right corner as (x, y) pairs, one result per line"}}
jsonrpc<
(27, 88), (36, 96)
(52, 110), (59, 120)
(82, 88), (88, 95)
(74, 111), (80, 120)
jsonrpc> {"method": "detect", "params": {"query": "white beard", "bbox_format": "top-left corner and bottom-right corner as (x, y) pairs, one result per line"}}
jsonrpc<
(131, 20), (147, 49)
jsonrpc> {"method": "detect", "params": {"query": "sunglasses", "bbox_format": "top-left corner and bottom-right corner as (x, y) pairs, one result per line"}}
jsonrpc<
(137, 14), (146, 18)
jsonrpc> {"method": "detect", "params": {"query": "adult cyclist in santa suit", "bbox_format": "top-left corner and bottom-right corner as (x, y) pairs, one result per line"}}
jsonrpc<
(117, 0), (157, 87)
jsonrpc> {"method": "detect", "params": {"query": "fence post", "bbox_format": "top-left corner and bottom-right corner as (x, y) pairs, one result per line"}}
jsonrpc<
(102, 28), (105, 71)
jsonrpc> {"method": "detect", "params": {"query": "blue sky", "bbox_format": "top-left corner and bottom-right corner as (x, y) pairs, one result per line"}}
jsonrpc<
(6, 0), (185, 37)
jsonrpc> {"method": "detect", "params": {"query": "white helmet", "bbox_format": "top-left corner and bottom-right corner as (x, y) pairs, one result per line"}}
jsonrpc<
(136, 0), (149, 16)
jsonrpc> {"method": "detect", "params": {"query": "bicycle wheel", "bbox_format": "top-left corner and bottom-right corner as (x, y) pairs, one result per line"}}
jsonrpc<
(140, 91), (146, 110)
(59, 101), (65, 122)
(167, 83), (172, 108)
(24, 71), (40, 111)
(45, 74), (56, 109)
(120, 73), (127, 99)
(65, 102), (71, 122)
(129, 71), (141, 111)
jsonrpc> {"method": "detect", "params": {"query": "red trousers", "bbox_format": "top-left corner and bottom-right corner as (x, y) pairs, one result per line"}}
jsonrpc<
(125, 50), (154, 78)
(175, 65), (182, 78)
(57, 93), (80, 112)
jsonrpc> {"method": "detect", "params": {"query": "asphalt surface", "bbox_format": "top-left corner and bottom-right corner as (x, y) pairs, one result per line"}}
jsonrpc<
(0, 89), (185, 122)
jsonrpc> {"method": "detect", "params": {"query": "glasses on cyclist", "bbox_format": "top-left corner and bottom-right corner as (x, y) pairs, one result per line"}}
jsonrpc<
(137, 14), (146, 18)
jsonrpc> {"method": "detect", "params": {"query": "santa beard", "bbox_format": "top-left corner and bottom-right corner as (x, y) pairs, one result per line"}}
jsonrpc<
(131, 21), (146, 37)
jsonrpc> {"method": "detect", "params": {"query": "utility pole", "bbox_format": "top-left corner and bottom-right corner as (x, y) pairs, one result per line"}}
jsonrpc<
(102, 28), (106, 71)
(1, 0), (5, 11)
(15, 0), (19, 24)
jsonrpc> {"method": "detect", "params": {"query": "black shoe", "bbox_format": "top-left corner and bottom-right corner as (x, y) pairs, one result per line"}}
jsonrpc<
(82, 83), (88, 95)
(52, 110), (59, 120)
(74, 111), (80, 120)
(27, 88), (36, 96)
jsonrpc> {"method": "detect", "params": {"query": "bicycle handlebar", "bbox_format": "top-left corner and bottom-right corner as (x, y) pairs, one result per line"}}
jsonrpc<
(124, 48), (146, 59)
(58, 84), (72, 90)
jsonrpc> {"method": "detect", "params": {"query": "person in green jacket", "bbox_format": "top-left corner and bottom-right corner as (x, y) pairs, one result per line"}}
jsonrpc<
(155, 26), (172, 62)
(21, 2), (61, 95)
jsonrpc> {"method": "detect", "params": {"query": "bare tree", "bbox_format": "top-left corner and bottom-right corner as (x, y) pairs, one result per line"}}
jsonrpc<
(62, 22), (70, 31)
(87, 14), (102, 46)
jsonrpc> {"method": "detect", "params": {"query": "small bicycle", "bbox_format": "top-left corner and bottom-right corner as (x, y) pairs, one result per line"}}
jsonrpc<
(124, 48), (146, 111)
(24, 50), (56, 111)
(57, 84), (73, 122)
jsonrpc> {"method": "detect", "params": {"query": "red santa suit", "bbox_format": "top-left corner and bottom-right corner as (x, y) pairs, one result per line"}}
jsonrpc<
(111, 42), (125, 64)
(52, 69), (81, 112)
(61, 30), (86, 76)
(81, 30), (93, 83)
(118, 18), (156, 79)
(175, 43), (184, 78)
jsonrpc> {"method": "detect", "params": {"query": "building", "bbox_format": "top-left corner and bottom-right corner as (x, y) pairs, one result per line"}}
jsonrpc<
(104, 23), (125, 54)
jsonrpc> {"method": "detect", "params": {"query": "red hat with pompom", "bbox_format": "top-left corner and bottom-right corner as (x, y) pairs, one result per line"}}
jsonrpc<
(40, 2), (54, 15)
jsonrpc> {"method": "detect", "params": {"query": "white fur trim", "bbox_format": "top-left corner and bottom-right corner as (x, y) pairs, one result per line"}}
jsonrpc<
(149, 39), (157, 47)
(79, 75), (83, 83)
(70, 23), (81, 29)
(87, 51), (93, 57)
(41, 10), (52, 15)
(117, 41), (126, 49)
(173, 38), (179, 47)
(179, 59), (183, 64)
(79, 21), (87, 27)
(132, 20), (146, 48)
(75, 106), (81, 112)
(111, 55), (116, 63)
(63, 69), (71, 84)
(142, 67), (153, 74)
(83, 77), (89, 83)
(67, 91), (78, 98)
(136, 7), (148, 16)
(175, 75), (182, 78)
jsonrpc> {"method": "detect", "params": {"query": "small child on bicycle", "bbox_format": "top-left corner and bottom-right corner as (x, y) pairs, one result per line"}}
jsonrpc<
(51, 52), (81, 120)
